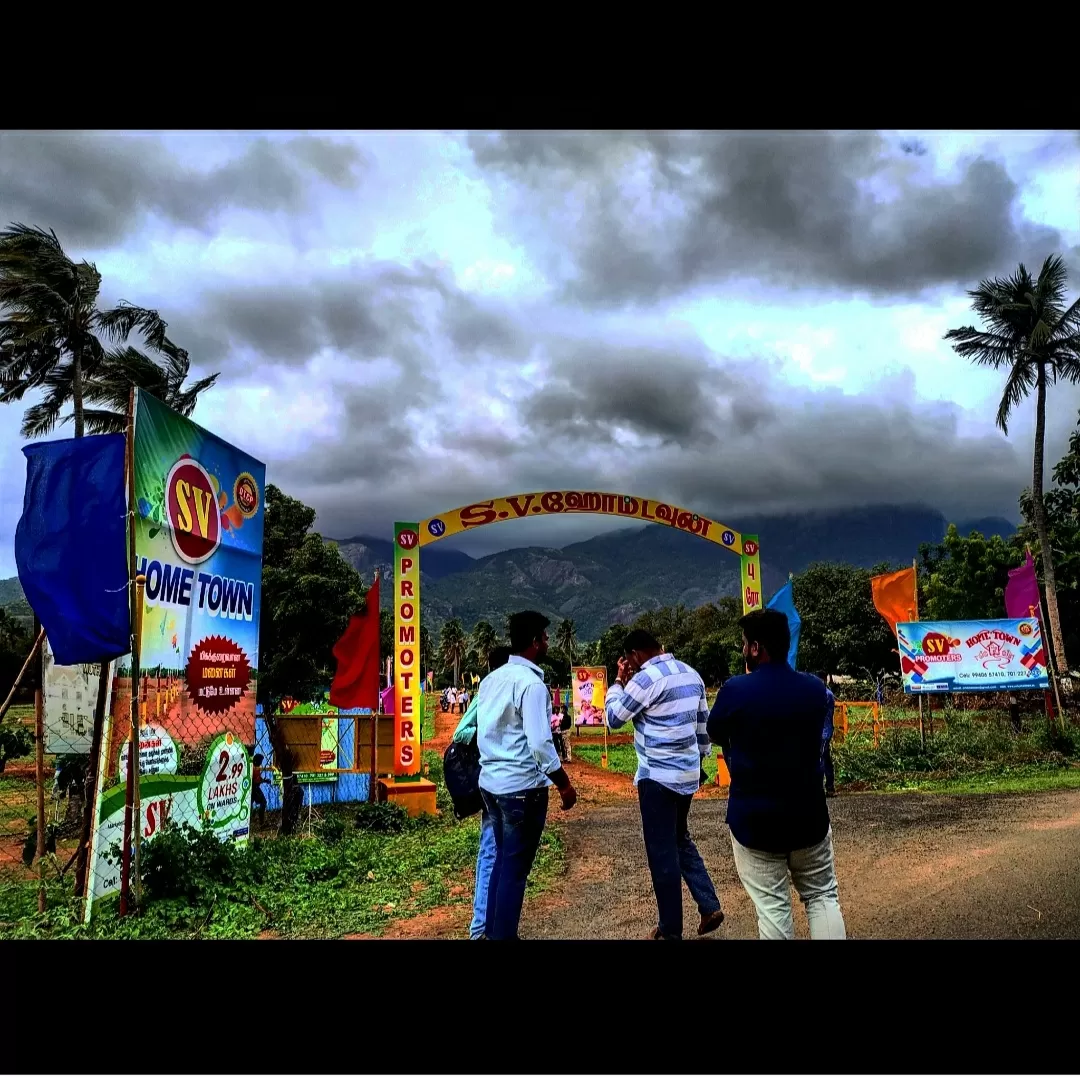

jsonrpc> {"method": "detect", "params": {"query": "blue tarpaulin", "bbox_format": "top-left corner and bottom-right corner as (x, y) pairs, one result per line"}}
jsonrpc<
(14, 434), (130, 665)
(766, 580), (801, 669)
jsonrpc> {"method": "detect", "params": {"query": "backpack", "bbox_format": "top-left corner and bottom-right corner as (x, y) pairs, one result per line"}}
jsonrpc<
(442, 737), (483, 820)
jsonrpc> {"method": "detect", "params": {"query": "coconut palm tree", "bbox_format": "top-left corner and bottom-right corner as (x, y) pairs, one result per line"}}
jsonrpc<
(438, 618), (468, 688)
(0, 223), (216, 438)
(471, 620), (500, 669)
(945, 254), (1080, 675)
(418, 622), (433, 679)
(555, 618), (578, 666)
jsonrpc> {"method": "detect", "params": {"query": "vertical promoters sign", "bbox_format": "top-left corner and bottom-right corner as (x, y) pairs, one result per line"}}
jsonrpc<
(740, 533), (763, 615)
(393, 523), (422, 776)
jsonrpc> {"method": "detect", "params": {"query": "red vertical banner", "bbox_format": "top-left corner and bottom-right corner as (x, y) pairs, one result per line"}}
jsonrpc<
(393, 524), (421, 776)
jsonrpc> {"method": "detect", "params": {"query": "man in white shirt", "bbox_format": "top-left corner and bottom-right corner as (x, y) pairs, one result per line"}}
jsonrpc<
(476, 610), (578, 940)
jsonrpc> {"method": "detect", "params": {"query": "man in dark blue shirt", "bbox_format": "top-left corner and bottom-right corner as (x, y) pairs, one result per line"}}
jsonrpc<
(707, 608), (846, 940)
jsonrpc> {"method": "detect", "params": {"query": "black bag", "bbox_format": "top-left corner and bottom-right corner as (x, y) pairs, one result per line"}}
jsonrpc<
(443, 737), (483, 820)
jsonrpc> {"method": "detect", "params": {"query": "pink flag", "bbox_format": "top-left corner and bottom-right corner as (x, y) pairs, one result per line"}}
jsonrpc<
(380, 684), (395, 715)
(1005, 551), (1041, 620)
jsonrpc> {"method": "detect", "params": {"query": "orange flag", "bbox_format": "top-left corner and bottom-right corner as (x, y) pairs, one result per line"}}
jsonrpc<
(870, 567), (918, 636)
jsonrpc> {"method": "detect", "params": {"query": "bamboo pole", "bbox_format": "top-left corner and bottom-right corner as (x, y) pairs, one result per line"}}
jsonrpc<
(33, 615), (45, 914)
(132, 574), (145, 907)
(74, 663), (111, 897)
(119, 388), (142, 916)
(0, 628), (46, 724)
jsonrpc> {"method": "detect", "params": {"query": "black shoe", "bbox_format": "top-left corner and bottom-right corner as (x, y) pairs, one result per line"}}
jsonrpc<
(826, 789), (836, 798)
(698, 909), (725, 935)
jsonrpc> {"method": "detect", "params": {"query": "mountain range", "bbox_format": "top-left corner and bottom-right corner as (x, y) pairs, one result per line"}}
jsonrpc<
(331, 505), (1017, 639)
(0, 505), (1016, 641)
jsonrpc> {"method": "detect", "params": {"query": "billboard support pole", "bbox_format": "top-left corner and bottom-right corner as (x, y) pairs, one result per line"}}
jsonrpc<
(33, 615), (45, 914)
(119, 388), (143, 916)
(74, 662), (111, 897)
(912, 559), (925, 751)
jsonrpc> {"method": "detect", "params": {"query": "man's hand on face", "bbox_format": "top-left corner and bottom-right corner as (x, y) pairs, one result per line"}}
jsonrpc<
(616, 657), (633, 684)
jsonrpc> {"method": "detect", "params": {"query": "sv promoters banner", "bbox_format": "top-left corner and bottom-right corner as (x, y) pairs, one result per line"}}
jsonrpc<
(85, 391), (266, 917)
(896, 618), (1049, 694)
(571, 666), (608, 725)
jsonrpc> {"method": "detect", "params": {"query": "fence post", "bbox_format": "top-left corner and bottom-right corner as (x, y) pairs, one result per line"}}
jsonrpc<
(35, 686), (45, 912)
(75, 663), (111, 898)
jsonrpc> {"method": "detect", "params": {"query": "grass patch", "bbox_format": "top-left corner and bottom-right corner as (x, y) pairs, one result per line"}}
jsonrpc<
(869, 764), (1080, 796)
(573, 743), (722, 784)
(571, 708), (1080, 797)
(0, 750), (566, 940)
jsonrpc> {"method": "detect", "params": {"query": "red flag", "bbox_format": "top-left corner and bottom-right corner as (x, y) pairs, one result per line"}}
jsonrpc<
(329, 576), (380, 710)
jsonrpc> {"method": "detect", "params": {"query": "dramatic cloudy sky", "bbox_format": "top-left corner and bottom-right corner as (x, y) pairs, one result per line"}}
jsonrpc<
(1, 129), (1078, 575)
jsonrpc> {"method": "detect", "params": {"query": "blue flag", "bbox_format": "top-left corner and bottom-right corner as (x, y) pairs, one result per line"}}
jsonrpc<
(14, 434), (130, 665)
(766, 580), (801, 669)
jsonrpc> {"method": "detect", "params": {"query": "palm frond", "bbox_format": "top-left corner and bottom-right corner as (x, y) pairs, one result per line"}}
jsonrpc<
(996, 361), (1037, 435)
(95, 303), (171, 350)
(942, 326), (1018, 368)
(1037, 253), (1070, 306)
(79, 408), (129, 436)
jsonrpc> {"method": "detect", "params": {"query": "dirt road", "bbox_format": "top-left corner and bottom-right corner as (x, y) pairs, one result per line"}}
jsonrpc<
(522, 783), (1080, 940)
(410, 717), (1080, 938)
(416, 710), (1080, 939)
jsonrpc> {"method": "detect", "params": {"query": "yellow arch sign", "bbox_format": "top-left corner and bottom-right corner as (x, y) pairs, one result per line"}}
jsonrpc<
(390, 490), (762, 776)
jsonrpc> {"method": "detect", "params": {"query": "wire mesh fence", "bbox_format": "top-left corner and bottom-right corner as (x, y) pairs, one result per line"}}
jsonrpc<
(0, 648), (449, 931)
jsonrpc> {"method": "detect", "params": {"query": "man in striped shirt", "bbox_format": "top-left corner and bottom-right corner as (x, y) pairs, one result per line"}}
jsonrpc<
(605, 629), (725, 941)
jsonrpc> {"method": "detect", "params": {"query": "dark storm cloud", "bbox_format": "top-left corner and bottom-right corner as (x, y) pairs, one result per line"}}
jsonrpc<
(522, 341), (744, 446)
(514, 342), (1029, 525)
(0, 133), (368, 247)
(169, 259), (526, 376)
(287, 329), (1032, 548)
(468, 131), (1062, 303)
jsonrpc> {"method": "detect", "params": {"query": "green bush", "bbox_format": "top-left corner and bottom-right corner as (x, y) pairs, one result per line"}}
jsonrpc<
(354, 801), (411, 834)
(314, 813), (348, 843)
(832, 709), (1080, 787)
(140, 820), (259, 904)
(0, 722), (33, 771)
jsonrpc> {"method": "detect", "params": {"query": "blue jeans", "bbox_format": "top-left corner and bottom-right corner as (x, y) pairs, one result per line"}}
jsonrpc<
(480, 785), (549, 940)
(470, 808), (497, 939)
(637, 778), (721, 940)
(823, 741), (835, 793)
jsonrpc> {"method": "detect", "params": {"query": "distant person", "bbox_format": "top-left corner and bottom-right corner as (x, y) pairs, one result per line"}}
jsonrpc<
(817, 672), (836, 797)
(251, 753), (271, 828)
(452, 646), (512, 940)
(476, 611), (577, 940)
(708, 609), (846, 940)
(606, 629), (724, 941)
(550, 705), (571, 762)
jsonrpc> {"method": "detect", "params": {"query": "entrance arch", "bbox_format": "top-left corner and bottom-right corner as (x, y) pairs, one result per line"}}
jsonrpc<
(389, 489), (762, 775)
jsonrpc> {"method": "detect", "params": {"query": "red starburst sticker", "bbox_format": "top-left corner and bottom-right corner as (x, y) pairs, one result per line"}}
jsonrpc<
(185, 635), (251, 715)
